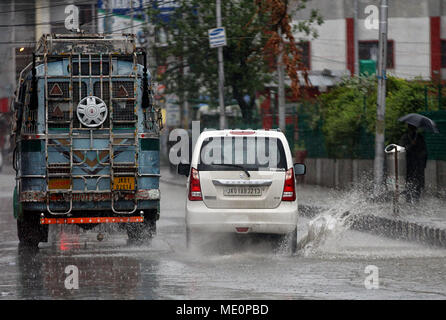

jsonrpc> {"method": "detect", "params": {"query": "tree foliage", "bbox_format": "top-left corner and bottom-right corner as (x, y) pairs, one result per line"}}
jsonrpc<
(255, 0), (322, 99)
(146, 0), (322, 123)
(318, 76), (437, 158)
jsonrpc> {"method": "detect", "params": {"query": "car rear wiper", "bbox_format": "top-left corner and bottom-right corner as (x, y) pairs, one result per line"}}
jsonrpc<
(210, 163), (251, 177)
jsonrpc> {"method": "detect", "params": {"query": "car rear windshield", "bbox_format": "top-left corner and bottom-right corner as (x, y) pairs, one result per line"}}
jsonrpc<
(197, 136), (287, 171)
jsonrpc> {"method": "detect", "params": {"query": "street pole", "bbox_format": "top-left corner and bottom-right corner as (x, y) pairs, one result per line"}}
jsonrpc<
(35, 0), (50, 40)
(354, 0), (359, 76)
(130, 0), (134, 35)
(92, 3), (97, 33)
(278, 30), (286, 132)
(216, 0), (226, 129)
(11, 0), (15, 90)
(374, 0), (388, 190)
(105, 0), (112, 34)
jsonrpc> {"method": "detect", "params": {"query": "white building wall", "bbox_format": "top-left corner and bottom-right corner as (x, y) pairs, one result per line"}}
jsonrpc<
(357, 16), (431, 79)
(294, 15), (432, 80)
(293, 19), (347, 72)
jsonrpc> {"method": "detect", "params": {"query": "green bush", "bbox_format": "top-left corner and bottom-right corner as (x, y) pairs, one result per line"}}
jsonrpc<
(318, 76), (437, 159)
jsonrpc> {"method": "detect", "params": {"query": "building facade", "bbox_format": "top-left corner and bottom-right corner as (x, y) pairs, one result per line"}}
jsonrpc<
(291, 0), (446, 81)
(3, 0), (446, 123)
(0, 0), (97, 114)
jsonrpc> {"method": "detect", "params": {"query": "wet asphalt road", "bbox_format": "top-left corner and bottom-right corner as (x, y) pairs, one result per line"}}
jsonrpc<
(0, 166), (446, 300)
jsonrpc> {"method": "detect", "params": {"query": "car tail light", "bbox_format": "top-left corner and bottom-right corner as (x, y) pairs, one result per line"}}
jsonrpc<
(188, 167), (203, 201)
(282, 168), (296, 201)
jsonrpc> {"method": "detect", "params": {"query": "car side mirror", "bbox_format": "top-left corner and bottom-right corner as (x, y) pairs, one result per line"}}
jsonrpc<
(293, 163), (306, 176)
(177, 163), (190, 177)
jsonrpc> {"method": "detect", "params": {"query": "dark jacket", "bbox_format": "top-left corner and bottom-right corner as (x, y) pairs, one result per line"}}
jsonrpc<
(399, 131), (427, 180)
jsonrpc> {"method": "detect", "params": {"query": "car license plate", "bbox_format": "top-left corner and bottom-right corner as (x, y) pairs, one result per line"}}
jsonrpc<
(113, 177), (135, 190)
(223, 187), (262, 196)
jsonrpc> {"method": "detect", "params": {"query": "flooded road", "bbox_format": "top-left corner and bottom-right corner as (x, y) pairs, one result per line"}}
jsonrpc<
(0, 168), (445, 299)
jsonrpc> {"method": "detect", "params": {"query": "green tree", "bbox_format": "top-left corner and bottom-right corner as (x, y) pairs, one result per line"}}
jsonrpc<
(146, 0), (322, 123)
(318, 76), (435, 159)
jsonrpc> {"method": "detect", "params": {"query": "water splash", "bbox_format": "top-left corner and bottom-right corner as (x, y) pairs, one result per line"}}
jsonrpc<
(297, 181), (377, 256)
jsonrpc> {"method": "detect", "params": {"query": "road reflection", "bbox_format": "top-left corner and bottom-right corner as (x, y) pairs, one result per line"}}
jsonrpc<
(16, 227), (161, 299)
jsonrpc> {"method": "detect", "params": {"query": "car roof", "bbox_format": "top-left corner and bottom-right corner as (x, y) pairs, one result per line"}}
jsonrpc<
(198, 129), (285, 139)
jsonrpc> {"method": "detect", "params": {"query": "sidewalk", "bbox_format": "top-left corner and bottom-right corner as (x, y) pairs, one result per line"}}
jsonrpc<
(160, 166), (446, 247)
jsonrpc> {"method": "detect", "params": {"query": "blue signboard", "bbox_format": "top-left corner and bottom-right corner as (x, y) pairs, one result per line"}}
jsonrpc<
(97, 0), (144, 15)
(97, 0), (178, 23)
(208, 27), (227, 48)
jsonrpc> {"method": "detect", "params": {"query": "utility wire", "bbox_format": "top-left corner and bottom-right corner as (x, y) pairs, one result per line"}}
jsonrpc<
(0, 1), (95, 15)
(0, 1), (151, 28)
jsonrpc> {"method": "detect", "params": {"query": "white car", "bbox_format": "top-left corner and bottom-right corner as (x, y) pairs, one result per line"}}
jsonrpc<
(177, 129), (306, 253)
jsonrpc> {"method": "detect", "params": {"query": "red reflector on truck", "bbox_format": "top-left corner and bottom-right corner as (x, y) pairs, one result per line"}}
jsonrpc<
(40, 216), (144, 225)
(236, 227), (249, 233)
(49, 83), (63, 96)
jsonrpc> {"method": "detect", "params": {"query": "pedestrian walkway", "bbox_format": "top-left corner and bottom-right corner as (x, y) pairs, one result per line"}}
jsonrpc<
(160, 165), (446, 247)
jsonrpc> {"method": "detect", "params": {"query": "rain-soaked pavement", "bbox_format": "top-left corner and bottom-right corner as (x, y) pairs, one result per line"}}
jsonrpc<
(1, 166), (446, 300)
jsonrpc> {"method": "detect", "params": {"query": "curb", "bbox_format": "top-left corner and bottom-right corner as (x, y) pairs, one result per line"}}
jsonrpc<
(298, 204), (446, 248)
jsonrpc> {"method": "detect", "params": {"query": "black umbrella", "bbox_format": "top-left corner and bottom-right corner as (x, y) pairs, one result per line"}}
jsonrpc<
(398, 113), (440, 133)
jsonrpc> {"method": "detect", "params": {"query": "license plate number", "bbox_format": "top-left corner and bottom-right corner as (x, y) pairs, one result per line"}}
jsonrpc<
(113, 177), (135, 190)
(223, 187), (262, 196)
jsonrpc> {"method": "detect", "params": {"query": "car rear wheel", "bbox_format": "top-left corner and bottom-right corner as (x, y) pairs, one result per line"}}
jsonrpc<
(288, 227), (298, 254)
(277, 227), (297, 255)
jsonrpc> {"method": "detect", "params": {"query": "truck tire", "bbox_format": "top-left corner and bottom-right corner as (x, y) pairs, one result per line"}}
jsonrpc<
(17, 211), (48, 248)
(126, 217), (156, 243)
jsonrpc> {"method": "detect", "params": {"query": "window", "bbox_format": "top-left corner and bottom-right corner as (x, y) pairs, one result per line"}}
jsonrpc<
(441, 40), (446, 68)
(197, 137), (287, 171)
(78, 4), (94, 27)
(359, 40), (394, 69)
(286, 41), (310, 70)
(297, 41), (310, 70)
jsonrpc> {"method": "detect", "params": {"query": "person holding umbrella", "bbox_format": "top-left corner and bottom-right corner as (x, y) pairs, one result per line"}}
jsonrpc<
(398, 113), (439, 203)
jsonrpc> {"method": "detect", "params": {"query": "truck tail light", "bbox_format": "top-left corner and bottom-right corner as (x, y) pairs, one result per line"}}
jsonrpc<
(282, 168), (296, 201)
(188, 167), (203, 201)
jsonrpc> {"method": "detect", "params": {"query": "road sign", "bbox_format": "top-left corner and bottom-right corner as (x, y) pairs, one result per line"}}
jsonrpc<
(208, 27), (227, 48)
